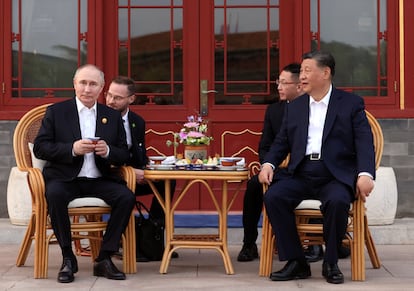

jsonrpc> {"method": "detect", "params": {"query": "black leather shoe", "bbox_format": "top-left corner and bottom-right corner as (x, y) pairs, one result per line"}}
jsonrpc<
(237, 244), (259, 262)
(93, 258), (126, 280)
(304, 245), (324, 263)
(269, 259), (311, 281)
(322, 262), (344, 284)
(57, 256), (78, 283)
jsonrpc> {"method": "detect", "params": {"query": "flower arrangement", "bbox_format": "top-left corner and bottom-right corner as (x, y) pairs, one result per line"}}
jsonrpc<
(167, 114), (213, 147)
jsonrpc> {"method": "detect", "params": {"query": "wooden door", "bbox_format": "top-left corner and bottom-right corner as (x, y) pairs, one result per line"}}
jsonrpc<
(110, 0), (286, 210)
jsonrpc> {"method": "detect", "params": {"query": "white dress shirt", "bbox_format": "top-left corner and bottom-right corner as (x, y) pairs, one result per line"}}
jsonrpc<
(305, 85), (332, 155)
(76, 97), (101, 178)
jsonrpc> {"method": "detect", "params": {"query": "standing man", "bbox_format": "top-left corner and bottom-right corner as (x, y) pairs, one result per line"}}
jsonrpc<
(34, 64), (136, 283)
(259, 51), (375, 284)
(237, 63), (305, 261)
(105, 76), (177, 261)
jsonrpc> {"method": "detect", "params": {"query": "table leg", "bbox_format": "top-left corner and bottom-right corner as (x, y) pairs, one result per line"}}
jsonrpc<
(220, 180), (234, 274)
(159, 179), (172, 274)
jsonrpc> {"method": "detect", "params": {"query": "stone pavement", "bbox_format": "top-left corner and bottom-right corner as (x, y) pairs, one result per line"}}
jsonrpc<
(1, 218), (414, 291)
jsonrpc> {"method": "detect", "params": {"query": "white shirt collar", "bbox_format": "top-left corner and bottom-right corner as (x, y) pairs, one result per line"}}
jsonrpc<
(122, 108), (130, 123)
(309, 84), (332, 106)
(75, 97), (97, 113)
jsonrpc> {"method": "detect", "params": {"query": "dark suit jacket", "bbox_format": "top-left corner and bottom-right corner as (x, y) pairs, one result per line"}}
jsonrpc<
(34, 98), (129, 183)
(263, 87), (375, 192)
(258, 101), (286, 164)
(125, 110), (148, 169)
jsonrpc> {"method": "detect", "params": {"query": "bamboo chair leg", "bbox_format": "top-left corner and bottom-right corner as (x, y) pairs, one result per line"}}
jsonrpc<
(351, 199), (365, 281)
(34, 208), (49, 278)
(259, 207), (273, 277)
(122, 213), (137, 274)
(364, 215), (381, 269)
(16, 215), (35, 267)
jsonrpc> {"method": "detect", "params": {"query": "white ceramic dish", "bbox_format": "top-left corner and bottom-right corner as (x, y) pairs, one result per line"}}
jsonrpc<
(220, 157), (242, 162)
(147, 164), (174, 170)
(217, 165), (238, 171)
(148, 156), (167, 161)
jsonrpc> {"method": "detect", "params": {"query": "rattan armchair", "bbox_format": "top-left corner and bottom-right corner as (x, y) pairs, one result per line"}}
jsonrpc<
(13, 104), (137, 278)
(259, 110), (382, 281)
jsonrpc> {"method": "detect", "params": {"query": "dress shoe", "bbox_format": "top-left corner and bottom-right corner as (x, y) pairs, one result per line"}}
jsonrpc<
(269, 259), (311, 281)
(93, 258), (126, 280)
(237, 243), (259, 262)
(304, 245), (324, 263)
(322, 262), (344, 284)
(57, 256), (78, 283)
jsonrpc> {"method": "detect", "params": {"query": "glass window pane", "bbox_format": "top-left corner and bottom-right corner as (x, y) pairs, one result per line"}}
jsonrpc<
(12, 0), (86, 98)
(312, 0), (386, 97)
(119, 2), (183, 105)
(214, 1), (279, 105)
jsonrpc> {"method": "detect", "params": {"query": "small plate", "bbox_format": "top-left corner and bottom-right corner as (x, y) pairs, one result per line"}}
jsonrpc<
(147, 164), (174, 170)
(202, 165), (218, 170)
(148, 156), (167, 161)
(217, 165), (237, 171)
(186, 164), (204, 170)
(220, 157), (242, 162)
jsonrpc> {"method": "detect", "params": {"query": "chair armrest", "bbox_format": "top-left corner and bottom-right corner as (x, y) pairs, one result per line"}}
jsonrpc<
(118, 166), (136, 193)
(26, 167), (47, 213)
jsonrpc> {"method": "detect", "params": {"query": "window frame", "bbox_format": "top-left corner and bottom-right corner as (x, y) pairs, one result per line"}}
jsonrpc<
(0, 0), (411, 119)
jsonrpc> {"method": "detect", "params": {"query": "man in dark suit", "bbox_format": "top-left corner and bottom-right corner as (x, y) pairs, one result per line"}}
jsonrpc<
(259, 51), (375, 284)
(34, 64), (136, 283)
(105, 76), (177, 261)
(237, 63), (305, 261)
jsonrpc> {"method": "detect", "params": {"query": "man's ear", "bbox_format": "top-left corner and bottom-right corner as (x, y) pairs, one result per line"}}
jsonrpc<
(128, 94), (136, 105)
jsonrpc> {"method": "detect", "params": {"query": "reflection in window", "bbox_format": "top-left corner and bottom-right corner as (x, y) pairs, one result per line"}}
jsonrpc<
(12, 0), (86, 98)
(118, 1), (183, 105)
(214, 1), (280, 105)
(311, 0), (387, 97)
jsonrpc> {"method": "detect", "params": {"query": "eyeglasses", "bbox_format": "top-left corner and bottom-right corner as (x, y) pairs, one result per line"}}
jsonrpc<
(276, 80), (298, 86)
(105, 92), (132, 101)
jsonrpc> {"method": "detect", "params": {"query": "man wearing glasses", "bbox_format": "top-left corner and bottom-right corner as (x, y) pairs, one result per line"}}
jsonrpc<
(105, 76), (177, 262)
(237, 63), (311, 261)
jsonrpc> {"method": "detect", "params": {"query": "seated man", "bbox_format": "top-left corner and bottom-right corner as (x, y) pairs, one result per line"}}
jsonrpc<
(259, 51), (375, 284)
(34, 64), (136, 283)
(238, 63), (311, 262)
(106, 76), (177, 261)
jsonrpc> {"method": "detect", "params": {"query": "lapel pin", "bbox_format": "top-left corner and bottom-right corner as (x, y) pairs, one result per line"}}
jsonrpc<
(102, 117), (108, 124)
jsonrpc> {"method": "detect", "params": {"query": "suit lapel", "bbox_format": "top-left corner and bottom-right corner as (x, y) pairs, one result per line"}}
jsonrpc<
(322, 87), (341, 143)
(67, 99), (82, 140)
(298, 96), (310, 146)
(95, 104), (107, 138)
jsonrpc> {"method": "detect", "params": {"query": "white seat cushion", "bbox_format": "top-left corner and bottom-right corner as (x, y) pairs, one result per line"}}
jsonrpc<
(68, 197), (109, 208)
(296, 199), (321, 210)
(28, 142), (47, 170)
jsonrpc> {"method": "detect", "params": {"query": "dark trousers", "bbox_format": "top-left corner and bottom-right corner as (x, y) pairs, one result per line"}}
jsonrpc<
(45, 178), (136, 254)
(263, 159), (353, 264)
(242, 174), (263, 245)
(135, 180), (176, 222)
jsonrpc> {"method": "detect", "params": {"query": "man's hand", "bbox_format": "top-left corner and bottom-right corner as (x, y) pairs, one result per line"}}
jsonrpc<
(356, 175), (374, 202)
(258, 164), (274, 185)
(134, 168), (147, 184)
(73, 139), (96, 156)
(93, 140), (108, 157)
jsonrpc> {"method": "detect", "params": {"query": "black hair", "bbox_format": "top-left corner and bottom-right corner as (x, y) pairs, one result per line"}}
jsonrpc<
(111, 76), (136, 96)
(302, 50), (336, 77)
